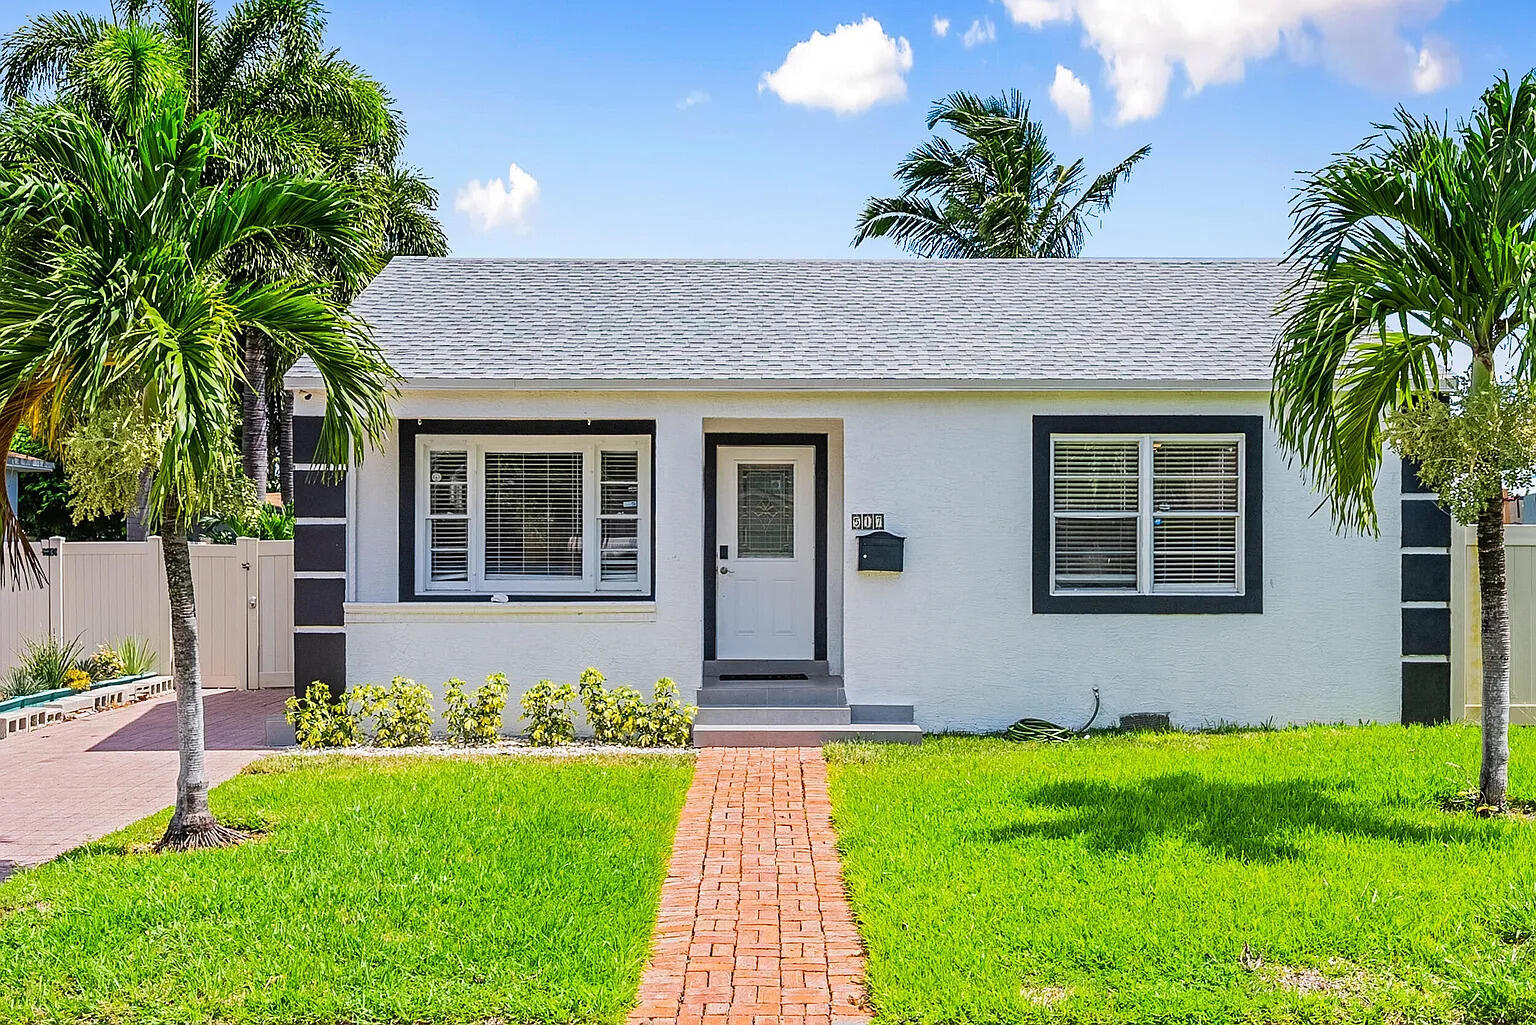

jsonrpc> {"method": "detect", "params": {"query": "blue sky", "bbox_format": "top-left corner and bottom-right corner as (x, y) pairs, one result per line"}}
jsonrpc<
(8, 0), (1533, 258)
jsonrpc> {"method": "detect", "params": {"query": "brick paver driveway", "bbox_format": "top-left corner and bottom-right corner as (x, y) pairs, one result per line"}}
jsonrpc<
(0, 688), (285, 880)
(629, 747), (872, 1025)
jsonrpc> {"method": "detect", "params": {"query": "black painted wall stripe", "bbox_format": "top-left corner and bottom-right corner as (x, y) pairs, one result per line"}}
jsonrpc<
(295, 523), (346, 572)
(1400, 463), (1452, 724)
(1401, 554), (1451, 603)
(1402, 499), (1452, 548)
(294, 632), (346, 696)
(295, 471), (346, 518)
(1403, 607), (1452, 657)
(295, 577), (345, 627)
(293, 415), (323, 465)
(1402, 662), (1452, 725)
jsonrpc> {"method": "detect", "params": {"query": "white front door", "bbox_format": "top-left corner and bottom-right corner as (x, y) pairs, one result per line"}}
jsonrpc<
(716, 445), (816, 660)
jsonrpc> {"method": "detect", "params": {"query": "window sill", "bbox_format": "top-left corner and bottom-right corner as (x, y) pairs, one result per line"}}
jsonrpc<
(345, 600), (658, 624)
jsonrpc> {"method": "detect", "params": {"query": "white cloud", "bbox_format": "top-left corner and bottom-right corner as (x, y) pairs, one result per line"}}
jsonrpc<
(677, 89), (711, 109)
(1049, 64), (1093, 130)
(998, 0), (1459, 123)
(759, 17), (914, 115)
(932, 15), (950, 37)
(1411, 35), (1459, 92)
(962, 17), (996, 47)
(454, 163), (540, 233)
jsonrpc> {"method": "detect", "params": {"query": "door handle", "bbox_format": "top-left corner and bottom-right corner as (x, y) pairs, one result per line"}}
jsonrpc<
(719, 566), (731, 575)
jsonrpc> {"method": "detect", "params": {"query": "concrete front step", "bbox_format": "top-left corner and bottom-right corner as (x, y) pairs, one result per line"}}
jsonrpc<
(703, 659), (829, 678)
(695, 704), (853, 726)
(692, 722), (922, 747)
(697, 682), (848, 707)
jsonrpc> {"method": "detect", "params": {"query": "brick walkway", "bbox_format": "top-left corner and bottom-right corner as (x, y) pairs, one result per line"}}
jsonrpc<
(0, 688), (285, 880)
(629, 747), (871, 1025)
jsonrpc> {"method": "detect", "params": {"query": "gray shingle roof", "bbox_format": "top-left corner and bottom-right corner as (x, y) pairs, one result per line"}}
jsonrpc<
(290, 258), (1291, 386)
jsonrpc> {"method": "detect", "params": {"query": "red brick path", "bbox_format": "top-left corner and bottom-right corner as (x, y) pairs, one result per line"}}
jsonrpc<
(0, 688), (285, 880)
(629, 747), (871, 1025)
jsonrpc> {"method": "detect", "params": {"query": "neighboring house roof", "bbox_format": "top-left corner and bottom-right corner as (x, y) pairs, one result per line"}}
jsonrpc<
(6, 452), (54, 473)
(288, 258), (1294, 388)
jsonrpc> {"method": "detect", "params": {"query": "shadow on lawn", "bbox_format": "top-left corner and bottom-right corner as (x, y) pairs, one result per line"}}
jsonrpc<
(984, 772), (1489, 862)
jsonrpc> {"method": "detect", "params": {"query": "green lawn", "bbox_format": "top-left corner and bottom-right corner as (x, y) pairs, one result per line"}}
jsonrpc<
(828, 727), (1536, 1025)
(0, 753), (693, 1025)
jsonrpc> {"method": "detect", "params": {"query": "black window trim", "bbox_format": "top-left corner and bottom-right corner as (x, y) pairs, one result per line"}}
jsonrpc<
(1032, 414), (1264, 614)
(398, 419), (657, 602)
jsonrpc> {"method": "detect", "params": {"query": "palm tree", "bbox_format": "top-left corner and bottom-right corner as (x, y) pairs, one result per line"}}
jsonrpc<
(0, 90), (396, 848)
(852, 90), (1150, 258)
(1, 0), (446, 504)
(1271, 72), (1536, 811)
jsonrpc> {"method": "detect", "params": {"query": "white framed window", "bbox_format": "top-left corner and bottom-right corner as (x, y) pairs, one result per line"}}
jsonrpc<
(416, 435), (651, 595)
(1050, 434), (1243, 596)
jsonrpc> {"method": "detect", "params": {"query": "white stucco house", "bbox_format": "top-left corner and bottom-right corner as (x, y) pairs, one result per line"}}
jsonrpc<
(284, 258), (1452, 745)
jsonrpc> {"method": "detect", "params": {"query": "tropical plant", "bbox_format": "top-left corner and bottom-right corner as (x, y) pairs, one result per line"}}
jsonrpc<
(520, 679), (576, 746)
(0, 0), (448, 505)
(1270, 72), (1536, 811)
(285, 680), (358, 749)
(352, 676), (433, 747)
(444, 673), (509, 746)
(852, 89), (1149, 258)
(3, 633), (85, 697)
(82, 641), (126, 681)
(115, 635), (157, 675)
(0, 89), (397, 848)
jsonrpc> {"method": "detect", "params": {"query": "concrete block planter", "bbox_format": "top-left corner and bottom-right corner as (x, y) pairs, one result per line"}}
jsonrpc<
(0, 674), (168, 739)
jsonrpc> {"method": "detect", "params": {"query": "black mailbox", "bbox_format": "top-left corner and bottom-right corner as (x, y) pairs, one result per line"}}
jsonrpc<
(857, 530), (905, 572)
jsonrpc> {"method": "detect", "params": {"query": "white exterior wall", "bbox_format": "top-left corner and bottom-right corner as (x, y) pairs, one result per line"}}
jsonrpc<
(334, 386), (1401, 732)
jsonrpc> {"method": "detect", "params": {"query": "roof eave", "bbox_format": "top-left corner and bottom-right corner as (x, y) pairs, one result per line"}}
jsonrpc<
(283, 376), (1273, 394)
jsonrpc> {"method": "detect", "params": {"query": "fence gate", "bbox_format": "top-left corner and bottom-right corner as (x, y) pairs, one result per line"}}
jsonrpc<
(1453, 524), (1536, 724)
(0, 537), (294, 689)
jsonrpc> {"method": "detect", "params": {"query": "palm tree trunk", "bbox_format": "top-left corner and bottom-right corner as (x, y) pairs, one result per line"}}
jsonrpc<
(241, 329), (268, 498)
(124, 468), (153, 542)
(273, 388), (294, 506)
(156, 495), (244, 851)
(1477, 492), (1512, 810)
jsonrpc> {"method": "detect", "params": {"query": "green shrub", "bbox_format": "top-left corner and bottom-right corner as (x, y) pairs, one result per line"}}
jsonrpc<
(82, 643), (127, 682)
(115, 636), (158, 676)
(4, 634), (86, 698)
(574, 667), (694, 747)
(444, 673), (509, 746)
(520, 679), (576, 746)
(353, 676), (434, 747)
(638, 678), (695, 748)
(576, 666), (647, 744)
(284, 681), (359, 749)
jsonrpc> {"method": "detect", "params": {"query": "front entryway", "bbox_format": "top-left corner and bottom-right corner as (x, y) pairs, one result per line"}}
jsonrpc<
(714, 445), (816, 660)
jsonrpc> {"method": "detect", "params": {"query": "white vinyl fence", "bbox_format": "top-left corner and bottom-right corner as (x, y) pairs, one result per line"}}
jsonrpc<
(1454, 524), (1536, 724)
(0, 538), (293, 690)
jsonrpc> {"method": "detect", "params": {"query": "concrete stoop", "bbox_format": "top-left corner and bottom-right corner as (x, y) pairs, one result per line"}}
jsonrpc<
(691, 661), (920, 747)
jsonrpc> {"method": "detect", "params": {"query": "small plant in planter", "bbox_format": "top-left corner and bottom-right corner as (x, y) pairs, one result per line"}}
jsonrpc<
(64, 666), (92, 691)
(521, 679), (576, 746)
(285, 681), (359, 749)
(82, 643), (127, 682)
(444, 673), (509, 746)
